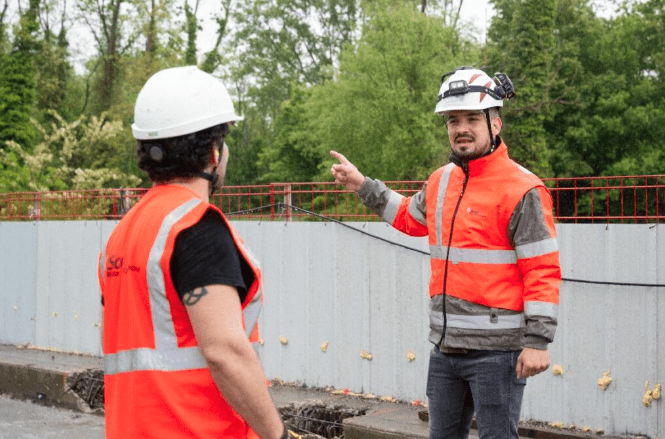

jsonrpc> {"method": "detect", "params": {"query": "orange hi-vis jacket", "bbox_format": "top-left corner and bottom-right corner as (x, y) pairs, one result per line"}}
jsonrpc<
(357, 142), (561, 351)
(98, 185), (263, 439)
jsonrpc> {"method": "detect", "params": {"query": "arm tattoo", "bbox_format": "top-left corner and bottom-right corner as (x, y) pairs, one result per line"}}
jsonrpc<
(182, 286), (209, 306)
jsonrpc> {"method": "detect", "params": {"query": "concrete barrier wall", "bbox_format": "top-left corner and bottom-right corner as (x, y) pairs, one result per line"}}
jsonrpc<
(0, 221), (662, 437)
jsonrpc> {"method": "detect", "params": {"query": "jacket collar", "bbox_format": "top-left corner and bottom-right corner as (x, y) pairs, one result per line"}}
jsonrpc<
(449, 138), (508, 177)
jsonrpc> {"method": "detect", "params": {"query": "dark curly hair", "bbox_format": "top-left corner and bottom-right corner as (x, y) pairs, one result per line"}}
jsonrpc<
(136, 124), (228, 182)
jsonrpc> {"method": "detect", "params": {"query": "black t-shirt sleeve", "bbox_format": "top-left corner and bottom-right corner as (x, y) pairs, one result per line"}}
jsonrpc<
(170, 209), (249, 304)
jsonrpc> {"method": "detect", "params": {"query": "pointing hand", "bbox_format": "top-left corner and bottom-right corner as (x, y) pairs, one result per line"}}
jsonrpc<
(330, 151), (365, 192)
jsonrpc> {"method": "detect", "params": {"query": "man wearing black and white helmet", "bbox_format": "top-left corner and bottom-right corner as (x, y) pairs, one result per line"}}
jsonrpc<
(331, 66), (561, 439)
(99, 66), (287, 439)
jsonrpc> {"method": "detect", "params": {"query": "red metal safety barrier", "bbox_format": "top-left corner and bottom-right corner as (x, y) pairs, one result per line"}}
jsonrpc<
(0, 175), (663, 223)
(545, 175), (665, 223)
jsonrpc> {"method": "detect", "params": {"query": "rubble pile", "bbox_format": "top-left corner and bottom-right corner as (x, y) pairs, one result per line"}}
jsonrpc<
(69, 368), (104, 409)
(280, 401), (368, 439)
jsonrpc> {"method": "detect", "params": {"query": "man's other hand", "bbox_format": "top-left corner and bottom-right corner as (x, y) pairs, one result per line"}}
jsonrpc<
(516, 347), (550, 378)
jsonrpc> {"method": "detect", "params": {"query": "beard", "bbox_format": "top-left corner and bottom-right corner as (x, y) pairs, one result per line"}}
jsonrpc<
(451, 136), (492, 161)
(453, 148), (486, 161)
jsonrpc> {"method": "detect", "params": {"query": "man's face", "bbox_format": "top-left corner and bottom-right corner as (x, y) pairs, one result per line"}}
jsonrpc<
(445, 110), (495, 161)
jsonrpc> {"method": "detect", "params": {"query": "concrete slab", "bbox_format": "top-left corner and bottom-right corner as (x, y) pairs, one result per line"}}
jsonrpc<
(0, 344), (102, 413)
(0, 344), (635, 439)
(0, 344), (102, 371)
(343, 403), (429, 439)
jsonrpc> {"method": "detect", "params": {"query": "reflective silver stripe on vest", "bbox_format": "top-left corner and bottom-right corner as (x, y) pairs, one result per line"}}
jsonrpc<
(244, 292), (262, 337)
(408, 194), (427, 226)
(430, 312), (525, 330)
(515, 237), (558, 259)
(516, 163), (534, 175)
(435, 165), (454, 247)
(105, 346), (207, 375)
(148, 198), (203, 351)
(382, 190), (405, 225)
(240, 240), (261, 268)
(226, 225), (263, 333)
(429, 245), (517, 264)
(104, 198), (204, 376)
(99, 243), (108, 287)
(524, 300), (558, 320)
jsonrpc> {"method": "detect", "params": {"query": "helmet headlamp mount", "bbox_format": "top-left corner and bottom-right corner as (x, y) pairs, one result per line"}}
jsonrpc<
(447, 80), (469, 96)
(493, 72), (516, 100)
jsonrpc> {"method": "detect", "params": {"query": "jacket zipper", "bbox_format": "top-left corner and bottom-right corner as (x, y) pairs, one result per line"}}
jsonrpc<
(439, 162), (469, 347)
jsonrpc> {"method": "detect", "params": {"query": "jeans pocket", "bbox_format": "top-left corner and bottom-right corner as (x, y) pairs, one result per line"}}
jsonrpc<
(477, 365), (506, 407)
(475, 352), (515, 407)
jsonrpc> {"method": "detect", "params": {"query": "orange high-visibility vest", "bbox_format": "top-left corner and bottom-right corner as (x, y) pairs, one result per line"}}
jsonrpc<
(98, 185), (263, 439)
(378, 143), (560, 340)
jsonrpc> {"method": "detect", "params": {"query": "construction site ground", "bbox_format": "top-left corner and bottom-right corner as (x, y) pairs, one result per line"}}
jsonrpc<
(0, 344), (649, 439)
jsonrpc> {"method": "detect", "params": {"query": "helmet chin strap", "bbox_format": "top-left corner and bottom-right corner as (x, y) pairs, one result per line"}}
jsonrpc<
(198, 139), (225, 197)
(197, 170), (219, 197)
(484, 108), (497, 152)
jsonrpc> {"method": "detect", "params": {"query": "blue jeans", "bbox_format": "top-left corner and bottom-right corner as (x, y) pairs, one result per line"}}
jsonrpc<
(426, 346), (526, 439)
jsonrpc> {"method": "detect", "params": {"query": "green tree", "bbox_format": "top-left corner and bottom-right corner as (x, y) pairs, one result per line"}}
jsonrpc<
(183, 0), (197, 65)
(230, 0), (359, 120)
(256, 84), (320, 182)
(0, 0), (39, 150)
(223, 115), (268, 186)
(0, 0), (9, 53)
(199, 0), (233, 74)
(133, 0), (183, 71)
(545, 1), (665, 177)
(485, 0), (558, 177)
(220, 0), (360, 185)
(33, 0), (76, 123)
(76, 0), (140, 114)
(262, 3), (479, 183)
(631, 0), (665, 80)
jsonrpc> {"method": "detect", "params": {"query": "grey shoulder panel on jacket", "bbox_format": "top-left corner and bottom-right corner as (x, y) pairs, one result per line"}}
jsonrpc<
(508, 187), (553, 247)
(357, 177), (392, 217)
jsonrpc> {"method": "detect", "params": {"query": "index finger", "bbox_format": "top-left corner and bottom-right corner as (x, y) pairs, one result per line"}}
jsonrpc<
(330, 150), (349, 165)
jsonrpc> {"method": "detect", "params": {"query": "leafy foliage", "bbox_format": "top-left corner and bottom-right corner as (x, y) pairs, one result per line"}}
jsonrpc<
(305, 3), (478, 181)
(1, 0), (664, 194)
(230, 0), (359, 119)
(0, 111), (140, 192)
(255, 84), (321, 183)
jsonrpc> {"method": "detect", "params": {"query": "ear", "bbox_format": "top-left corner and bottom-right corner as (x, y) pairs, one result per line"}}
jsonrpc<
(492, 117), (503, 137)
(210, 142), (220, 165)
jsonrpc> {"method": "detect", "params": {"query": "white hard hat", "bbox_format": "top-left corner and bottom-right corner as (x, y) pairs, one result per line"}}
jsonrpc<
(435, 67), (515, 114)
(132, 66), (243, 140)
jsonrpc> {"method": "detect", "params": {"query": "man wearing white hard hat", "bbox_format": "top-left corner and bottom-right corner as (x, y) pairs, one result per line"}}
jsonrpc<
(98, 66), (287, 439)
(331, 66), (561, 438)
